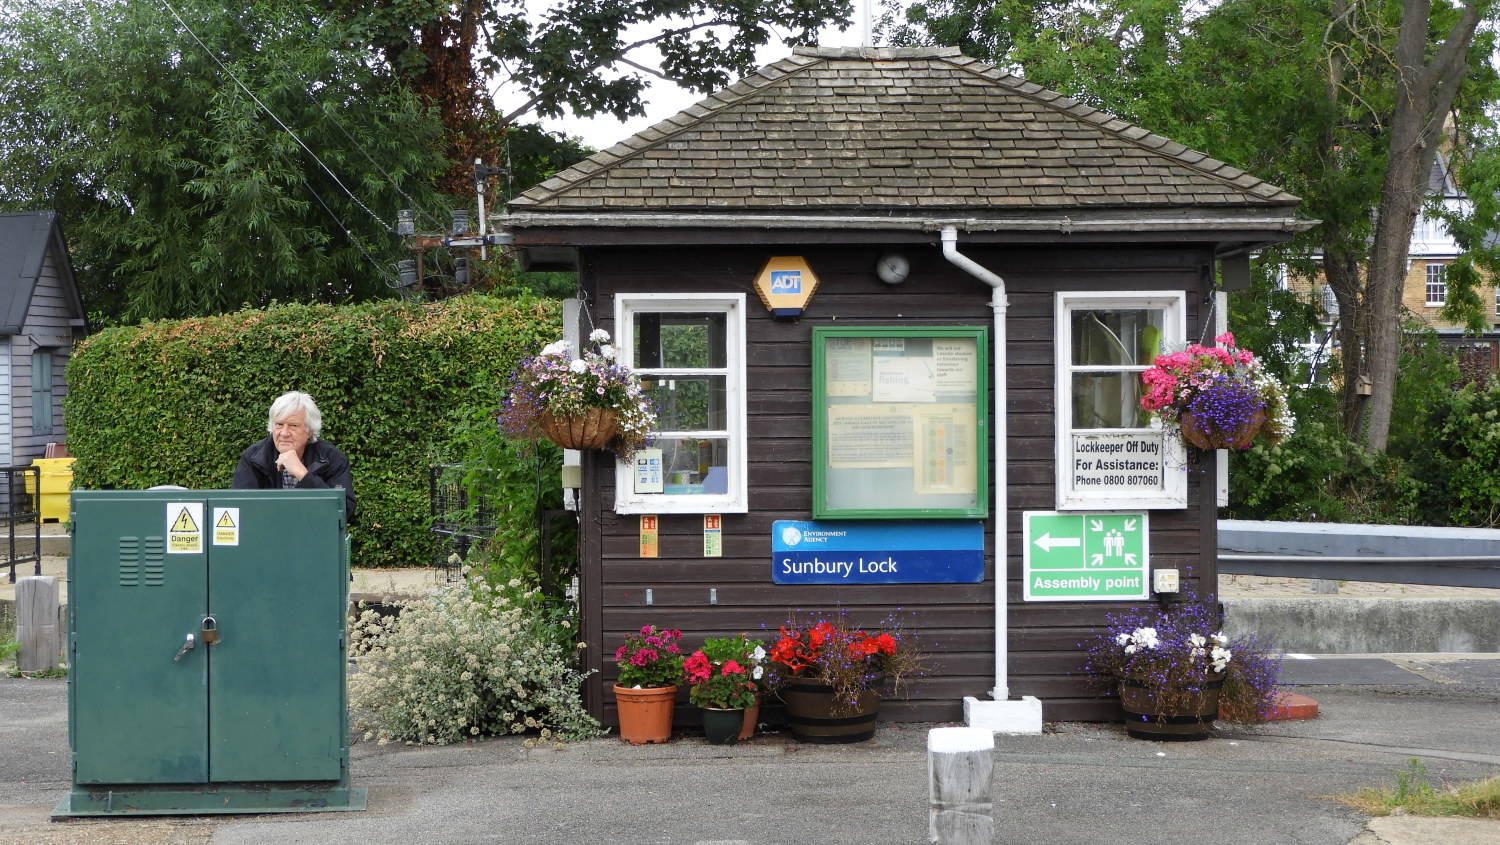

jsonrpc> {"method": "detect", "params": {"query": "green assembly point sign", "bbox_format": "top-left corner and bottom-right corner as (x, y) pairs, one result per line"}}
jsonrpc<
(1022, 511), (1149, 601)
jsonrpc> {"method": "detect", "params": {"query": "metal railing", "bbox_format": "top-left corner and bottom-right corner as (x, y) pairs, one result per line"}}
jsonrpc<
(2, 466), (41, 583)
(1217, 519), (1500, 589)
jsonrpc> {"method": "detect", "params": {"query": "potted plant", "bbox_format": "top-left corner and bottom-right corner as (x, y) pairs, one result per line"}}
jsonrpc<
(682, 636), (764, 745)
(1084, 602), (1283, 741)
(500, 329), (655, 458)
(611, 625), (685, 744)
(1139, 332), (1293, 450)
(765, 611), (927, 744)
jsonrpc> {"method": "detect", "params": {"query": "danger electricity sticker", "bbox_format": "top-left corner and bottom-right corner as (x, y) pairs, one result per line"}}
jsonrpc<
(167, 502), (204, 554)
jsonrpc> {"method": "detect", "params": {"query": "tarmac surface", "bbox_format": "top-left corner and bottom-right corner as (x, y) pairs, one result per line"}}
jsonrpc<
(2, 658), (1499, 845)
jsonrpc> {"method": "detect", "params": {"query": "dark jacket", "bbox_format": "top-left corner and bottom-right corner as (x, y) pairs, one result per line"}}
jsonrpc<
(232, 436), (356, 522)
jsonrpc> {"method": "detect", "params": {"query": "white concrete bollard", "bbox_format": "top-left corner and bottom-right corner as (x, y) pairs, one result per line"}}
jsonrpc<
(16, 575), (60, 673)
(928, 726), (994, 845)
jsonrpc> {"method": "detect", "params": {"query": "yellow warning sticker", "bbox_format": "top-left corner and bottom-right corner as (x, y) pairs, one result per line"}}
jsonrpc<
(167, 502), (204, 554)
(213, 507), (240, 546)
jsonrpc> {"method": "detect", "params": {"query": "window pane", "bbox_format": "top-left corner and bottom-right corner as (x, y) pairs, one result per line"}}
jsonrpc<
(1072, 372), (1149, 428)
(657, 437), (731, 495)
(633, 312), (726, 368)
(643, 376), (726, 431)
(1072, 310), (1164, 366)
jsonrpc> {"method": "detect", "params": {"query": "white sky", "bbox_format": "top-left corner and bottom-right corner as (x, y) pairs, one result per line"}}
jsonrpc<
(495, 6), (879, 149)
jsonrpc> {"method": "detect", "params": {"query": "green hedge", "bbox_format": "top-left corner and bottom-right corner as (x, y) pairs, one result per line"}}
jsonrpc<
(64, 295), (562, 567)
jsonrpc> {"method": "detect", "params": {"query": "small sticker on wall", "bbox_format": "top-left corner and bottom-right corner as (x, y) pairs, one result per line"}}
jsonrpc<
(213, 507), (240, 546)
(640, 515), (659, 558)
(703, 515), (722, 557)
(167, 502), (203, 554)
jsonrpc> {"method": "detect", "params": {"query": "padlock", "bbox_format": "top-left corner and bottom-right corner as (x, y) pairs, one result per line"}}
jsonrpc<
(200, 616), (221, 647)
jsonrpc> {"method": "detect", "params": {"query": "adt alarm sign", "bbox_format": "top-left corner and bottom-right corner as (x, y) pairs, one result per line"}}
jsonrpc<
(769, 270), (802, 294)
(772, 520), (983, 584)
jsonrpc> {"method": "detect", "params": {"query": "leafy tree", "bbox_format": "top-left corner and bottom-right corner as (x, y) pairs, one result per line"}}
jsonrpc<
(892, 0), (1500, 451)
(0, 0), (450, 322)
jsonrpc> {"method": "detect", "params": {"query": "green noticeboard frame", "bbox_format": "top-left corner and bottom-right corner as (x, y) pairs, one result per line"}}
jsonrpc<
(812, 326), (989, 519)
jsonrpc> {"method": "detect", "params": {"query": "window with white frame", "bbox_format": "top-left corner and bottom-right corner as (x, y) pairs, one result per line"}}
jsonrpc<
(1055, 292), (1187, 510)
(613, 293), (747, 514)
(1426, 263), (1447, 306)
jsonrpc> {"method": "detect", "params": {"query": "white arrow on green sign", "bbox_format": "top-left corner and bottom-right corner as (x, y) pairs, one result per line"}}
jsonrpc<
(1022, 511), (1149, 601)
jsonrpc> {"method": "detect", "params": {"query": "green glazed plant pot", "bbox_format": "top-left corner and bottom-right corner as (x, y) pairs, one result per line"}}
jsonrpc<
(700, 707), (744, 745)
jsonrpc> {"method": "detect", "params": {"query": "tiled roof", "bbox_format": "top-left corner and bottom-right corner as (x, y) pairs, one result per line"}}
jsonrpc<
(508, 47), (1302, 222)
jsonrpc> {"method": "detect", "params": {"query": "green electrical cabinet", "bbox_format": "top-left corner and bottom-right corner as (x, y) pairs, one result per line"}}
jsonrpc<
(55, 489), (366, 816)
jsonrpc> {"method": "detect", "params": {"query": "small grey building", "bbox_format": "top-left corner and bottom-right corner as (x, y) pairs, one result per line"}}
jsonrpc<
(0, 211), (87, 465)
(499, 47), (1312, 727)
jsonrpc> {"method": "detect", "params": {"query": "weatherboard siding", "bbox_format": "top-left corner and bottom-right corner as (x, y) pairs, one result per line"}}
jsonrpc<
(577, 243), (1219, 725)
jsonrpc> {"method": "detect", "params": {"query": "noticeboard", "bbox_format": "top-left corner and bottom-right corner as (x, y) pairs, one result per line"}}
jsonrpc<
(812, 327), (988, 519)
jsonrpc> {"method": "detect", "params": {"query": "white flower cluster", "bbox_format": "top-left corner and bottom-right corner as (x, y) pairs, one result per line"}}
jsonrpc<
(1187, 631), (1233, 672)
(349, 576), (601, 746)
(1116, 626), (1160, 655)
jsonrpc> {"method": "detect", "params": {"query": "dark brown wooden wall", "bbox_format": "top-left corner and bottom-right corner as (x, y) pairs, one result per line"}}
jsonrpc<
(575, 241), (1220, 725)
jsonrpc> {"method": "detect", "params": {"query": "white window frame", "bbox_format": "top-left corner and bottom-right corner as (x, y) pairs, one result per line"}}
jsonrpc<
(1426, 263), (1447, 306)
(1055, 291), (1188, 510)
(613, 293), (748, 514)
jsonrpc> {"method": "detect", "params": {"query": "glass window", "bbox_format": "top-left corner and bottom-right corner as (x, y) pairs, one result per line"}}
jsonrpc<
(1056, 293), (1186, 510)
(1426, 264), (1447, 306)
(31, 351), (53, 435)
(812, 327), (988, 519)
(613, 295), (746, 514)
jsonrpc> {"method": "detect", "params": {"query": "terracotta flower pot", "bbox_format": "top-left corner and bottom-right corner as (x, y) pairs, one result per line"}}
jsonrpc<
(613, 684), (676, 744)
(738, 694), (761, 741)
(540, 407), (619, 451)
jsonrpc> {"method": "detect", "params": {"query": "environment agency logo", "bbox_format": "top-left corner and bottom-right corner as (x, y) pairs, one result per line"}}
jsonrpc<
(781, 525), (803, 546)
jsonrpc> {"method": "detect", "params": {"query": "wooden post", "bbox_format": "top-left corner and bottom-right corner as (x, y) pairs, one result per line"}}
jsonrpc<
(16, 575), (60, 673)
(928, 726), (994, 845)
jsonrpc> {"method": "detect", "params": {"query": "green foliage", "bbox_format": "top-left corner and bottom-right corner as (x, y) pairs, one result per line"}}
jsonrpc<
(1407, 375), (1500, 527)
(433, 408), (577, 603)
(1341, 759), (1500, 820)
(0, 0), (450, 323)
(1226, 387), (1419, 523)
(63, 295), (563, 568)
(349, 577), (601, 745)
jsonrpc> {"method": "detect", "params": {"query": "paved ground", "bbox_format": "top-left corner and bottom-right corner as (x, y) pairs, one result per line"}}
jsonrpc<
(2, 659), (1498, 845)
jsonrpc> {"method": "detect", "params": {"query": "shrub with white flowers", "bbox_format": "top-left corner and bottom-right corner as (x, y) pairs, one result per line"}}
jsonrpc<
(349, 574), (602, 745)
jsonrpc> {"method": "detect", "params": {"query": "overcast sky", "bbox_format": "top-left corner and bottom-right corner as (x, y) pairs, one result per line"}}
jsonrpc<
(497, 5), (878, 149)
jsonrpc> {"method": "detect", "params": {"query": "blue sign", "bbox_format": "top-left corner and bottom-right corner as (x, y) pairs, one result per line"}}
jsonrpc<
(772, 520), (984, 584)
(769, 270), (802, 294)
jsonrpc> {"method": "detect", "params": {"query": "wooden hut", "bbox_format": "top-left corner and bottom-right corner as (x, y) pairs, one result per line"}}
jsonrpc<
(497, 47), (1311, 727)
(0, 211), (87, 465)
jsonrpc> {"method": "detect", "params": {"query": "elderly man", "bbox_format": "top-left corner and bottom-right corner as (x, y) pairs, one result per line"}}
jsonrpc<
(232, 391), (356, 521)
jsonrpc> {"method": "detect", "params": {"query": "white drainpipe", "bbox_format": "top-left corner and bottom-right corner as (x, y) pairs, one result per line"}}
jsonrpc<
(940, 227), (1011, 702)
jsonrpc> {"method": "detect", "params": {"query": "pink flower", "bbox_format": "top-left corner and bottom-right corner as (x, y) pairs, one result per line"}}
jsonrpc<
(630, 648), (658, 667)
(640, 625), (653, 636)
(1215, 332), (1235, 346)
(721, 660), (744, 676)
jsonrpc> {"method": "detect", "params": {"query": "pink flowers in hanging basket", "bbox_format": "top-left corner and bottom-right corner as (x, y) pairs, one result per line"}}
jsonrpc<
(1140, 333), (1293, 450)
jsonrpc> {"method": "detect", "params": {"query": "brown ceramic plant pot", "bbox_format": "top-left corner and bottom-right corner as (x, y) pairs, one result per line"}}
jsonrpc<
(540, 407), (618, 451)
(613, 684), (676, 745)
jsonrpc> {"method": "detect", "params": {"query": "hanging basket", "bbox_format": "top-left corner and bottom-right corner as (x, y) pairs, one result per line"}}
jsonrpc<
(539, 407), (619, 451)
(1178, 407), (1266, 451)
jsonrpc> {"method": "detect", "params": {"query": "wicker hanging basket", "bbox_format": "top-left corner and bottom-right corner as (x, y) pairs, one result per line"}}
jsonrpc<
(1178, 407), (1266, 450)
(539, 407), (619, 451)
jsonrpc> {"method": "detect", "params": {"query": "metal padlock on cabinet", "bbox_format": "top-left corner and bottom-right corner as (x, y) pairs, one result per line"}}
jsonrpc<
(200, 616), (220, 647)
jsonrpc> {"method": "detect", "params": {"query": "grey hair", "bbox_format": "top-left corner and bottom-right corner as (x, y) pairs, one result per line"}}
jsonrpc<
(266, 391), (322, 441)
